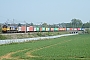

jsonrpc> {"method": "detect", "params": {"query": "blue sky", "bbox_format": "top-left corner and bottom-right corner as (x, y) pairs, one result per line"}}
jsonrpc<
(0, 0), (90, 24)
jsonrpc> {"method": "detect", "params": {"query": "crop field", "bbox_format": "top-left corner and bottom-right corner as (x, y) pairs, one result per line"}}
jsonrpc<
(0, 34), (90, 60)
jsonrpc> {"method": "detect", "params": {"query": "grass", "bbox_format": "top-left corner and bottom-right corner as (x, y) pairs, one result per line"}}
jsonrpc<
(1, 31), (69, 40)
(0, 34), (90, 60)
(0, 34), (7, 40)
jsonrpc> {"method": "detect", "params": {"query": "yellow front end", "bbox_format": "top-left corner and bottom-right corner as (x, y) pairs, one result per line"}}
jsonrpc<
(7, 27), (10, 31)
(2, 28), (7, 32)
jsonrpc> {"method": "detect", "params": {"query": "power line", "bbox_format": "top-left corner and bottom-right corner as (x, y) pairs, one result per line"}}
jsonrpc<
(0, 16), (9, 19)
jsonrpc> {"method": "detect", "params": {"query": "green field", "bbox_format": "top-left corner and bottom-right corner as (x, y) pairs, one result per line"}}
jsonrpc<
(0, 34), (90, 60)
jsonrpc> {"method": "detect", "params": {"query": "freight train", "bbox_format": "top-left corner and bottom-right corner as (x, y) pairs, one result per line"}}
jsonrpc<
(2, 25), (85, 33)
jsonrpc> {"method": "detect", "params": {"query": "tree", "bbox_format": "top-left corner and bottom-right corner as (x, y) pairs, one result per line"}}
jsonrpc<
(61, 23), (66, 28)
(42, 23), (48, 27)
(0, 24), (2, 33)
(83, 21), (90, 28)
(71, 18), (83, 28)
(0, 27), (1, 33)
(18, 23), (21, 26)
(65, 23), (72, 28)
(30, 22), (34, 26)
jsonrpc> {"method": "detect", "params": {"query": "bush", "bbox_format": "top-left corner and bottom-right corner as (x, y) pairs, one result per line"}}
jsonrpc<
(85, 28), (90, 34)
(0, 27), (2, 33)
(0, 34), (7, 40)
(37, 32), (42, 36)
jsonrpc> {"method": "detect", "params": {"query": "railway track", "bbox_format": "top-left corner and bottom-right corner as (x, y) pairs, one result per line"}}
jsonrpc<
(1, 32), (33, 35)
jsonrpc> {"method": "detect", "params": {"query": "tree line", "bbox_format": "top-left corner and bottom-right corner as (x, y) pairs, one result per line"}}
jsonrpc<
(1, 18), (90, 28)
(23, 18), (90, 28)
(34, 18), (90, 28)
(66, 18), (90, 28)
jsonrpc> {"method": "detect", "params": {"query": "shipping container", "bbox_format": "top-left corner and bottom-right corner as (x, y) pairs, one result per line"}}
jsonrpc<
(79, 28), (82, 30)
(58, 28), (60, 31)
(59, 28), (62, 31)
(77, 28), (80, 30)
(70, 28), (73, 30)
(61, 28), (63, 31)
(59, 28), (63, 31)
(54, 28), (58, 31)
(63, 28), (66, 31)
(58, 28), (66, 31)
(50, 28), (54, 31)
(46, 28), (50, 31)
(21, 26), (26, 31)
(18, 27), (21, 31)
(40, 27), (45, 31)
(36, 27), (40, 31)
(29, 26), (34, 31)
(66, 28), (70, 31)
(74, 28), (77, 30)
(81, 28), (85, 31)
(40, 28), (42, 31)
(27, 27), (29, 31)
(34, 28), (36, 31)
(42, 27), (45, 31)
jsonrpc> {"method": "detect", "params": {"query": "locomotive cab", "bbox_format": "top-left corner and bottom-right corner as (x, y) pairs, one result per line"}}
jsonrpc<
(2, 25), (7, 33)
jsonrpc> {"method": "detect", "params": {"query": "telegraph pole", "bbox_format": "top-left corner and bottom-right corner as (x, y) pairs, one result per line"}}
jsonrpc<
(13, 19), (14, 24)
(24, 21), (26, 34)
